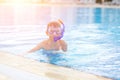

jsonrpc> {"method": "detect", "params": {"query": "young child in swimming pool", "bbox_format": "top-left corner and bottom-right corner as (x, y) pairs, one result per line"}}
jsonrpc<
(28, 19), (67, 53)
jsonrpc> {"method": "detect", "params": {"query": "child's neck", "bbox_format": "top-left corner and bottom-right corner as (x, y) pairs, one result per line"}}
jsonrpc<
(48, 38), (58, 43)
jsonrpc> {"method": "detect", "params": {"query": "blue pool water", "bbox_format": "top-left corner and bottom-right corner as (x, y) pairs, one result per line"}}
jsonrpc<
(0, 7), (120, 80)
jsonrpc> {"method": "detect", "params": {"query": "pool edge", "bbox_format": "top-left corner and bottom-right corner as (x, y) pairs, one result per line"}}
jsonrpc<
(0, 51), (112, 80)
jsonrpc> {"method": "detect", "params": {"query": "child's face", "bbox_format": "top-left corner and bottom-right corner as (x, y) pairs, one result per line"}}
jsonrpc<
(47, 26), (62, 37)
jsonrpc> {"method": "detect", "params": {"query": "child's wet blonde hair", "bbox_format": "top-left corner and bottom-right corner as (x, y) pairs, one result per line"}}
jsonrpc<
(47, 21), (60, 29)
(47, 19), (64, 32)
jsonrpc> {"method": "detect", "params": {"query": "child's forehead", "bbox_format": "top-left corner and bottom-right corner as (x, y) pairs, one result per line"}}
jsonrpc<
(49, 25), (60, 28)
(48, 26), (61, 30)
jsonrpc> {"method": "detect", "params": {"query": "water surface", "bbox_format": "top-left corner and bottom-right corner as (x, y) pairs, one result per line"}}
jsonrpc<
(0, 6), (120, 80)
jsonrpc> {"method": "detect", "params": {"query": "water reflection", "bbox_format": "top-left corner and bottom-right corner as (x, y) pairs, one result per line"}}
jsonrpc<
(0, 5), (120, 26)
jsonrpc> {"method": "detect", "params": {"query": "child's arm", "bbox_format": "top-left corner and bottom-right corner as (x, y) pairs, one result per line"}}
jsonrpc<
(28, 42), (43, 53)
(60, 40), (67, 52)
(18, 42), (43, 56)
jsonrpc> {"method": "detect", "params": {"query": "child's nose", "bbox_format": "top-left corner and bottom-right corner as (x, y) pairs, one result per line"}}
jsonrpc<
(53, 32), (57, 35)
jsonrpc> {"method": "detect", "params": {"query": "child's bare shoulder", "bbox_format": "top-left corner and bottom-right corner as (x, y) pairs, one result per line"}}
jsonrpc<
(40, 39), (49, 45)
(37, 40), (47, 45)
